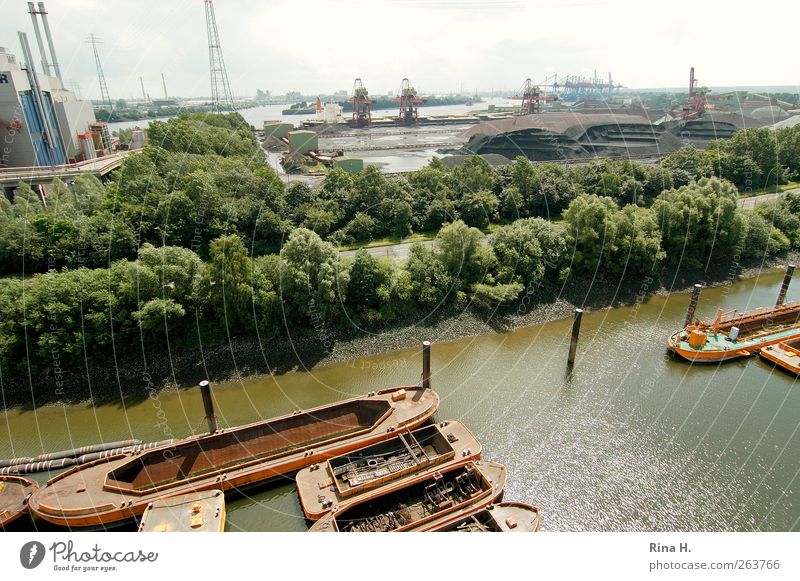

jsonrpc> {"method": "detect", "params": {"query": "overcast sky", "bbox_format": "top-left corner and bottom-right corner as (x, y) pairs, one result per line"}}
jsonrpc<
(1, 0), (797, 100)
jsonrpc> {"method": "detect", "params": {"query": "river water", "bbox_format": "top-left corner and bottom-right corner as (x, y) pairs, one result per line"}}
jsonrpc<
(2, 270), (799, 531)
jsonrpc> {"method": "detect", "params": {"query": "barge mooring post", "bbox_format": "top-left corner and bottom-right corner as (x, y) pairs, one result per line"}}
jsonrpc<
(685, 284), (703, 326)
(567, 309), (583, 366)
(199, 380), (218, 434)
(776, 264), (795, 306)
(422, 341), (431, 389)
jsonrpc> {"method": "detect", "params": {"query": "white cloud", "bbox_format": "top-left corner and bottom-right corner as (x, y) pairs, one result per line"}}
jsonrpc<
(0, 0), (796, 100)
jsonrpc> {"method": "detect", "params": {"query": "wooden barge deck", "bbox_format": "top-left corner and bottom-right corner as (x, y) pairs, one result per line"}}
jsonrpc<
(296, 420), (481, 520)
(29, 386), (439, 528)
(759, 337), (800, 374)
(0, 475), (38, 528)
(138, 490), (226, 532)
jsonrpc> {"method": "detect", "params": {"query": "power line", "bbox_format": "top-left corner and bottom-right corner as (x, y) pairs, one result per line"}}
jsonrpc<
(204, 0), (235, 112)
(85, 33), (111, 108)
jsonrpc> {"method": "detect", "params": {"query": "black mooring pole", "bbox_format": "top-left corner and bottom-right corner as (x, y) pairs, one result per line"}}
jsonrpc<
(422, 341), (431, 390)
(776, 264), (795, 307)
(567, 309), (583, 366)
(685, 284), (702, 326)
(199, 380), (217, 434)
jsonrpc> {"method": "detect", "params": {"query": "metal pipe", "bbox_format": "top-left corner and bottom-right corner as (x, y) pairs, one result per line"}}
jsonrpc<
(567, 308), (583, 365)
(38, 2), (62, 82)
(27, 2), (49, 76)
(776, 264), (795, 306)
(17, 31), (60, 164)
(685, 284), (702, 326)
(422, 341), (431, 389)
(199, 380), (218, 433)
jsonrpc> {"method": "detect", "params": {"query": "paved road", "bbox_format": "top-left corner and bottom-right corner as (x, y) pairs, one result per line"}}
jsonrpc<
(340, 239), (435, 259)
(737, 188), (799, 209)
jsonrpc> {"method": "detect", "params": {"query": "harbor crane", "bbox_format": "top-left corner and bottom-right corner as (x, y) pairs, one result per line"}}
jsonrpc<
(682, 67), (708, 120)
(350, 78), (373, 127)
(509, 78), (557, 115)
(393, 78), (426, 125)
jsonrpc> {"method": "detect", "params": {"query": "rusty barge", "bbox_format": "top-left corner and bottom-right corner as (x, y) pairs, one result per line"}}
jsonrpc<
(29, 386), (439, 528)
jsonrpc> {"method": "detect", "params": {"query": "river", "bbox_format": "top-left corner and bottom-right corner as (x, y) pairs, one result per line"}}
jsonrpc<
(2, 269), (799, 531)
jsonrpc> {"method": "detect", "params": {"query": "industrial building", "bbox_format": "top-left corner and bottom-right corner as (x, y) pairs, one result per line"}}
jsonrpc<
(0, 3), (96, 169)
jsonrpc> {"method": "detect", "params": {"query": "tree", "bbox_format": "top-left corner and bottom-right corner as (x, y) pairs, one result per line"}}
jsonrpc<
(436, 220), (495, 288)
(563, 194), (619, 275)
(490, 219), (545, 287)
(459, 189), (499, 228)
(406, 242), (453, 307)
(280, 228), (348, 322)
(346, 249), (390, 317)
(653, 177), (746, 268)
(203, 234), (254, 332)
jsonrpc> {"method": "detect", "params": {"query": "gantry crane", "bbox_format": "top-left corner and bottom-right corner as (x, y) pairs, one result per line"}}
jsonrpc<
(393, 78), (427, 125)
(682, 67), (708, 120)
(350, 78), (373, 127)
(508, 78), (558, 115)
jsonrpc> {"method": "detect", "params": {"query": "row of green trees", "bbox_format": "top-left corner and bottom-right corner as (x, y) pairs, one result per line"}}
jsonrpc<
(3, 175), (797, 376)
(2, 113), (797, 277)
(663, 127), (800, 191)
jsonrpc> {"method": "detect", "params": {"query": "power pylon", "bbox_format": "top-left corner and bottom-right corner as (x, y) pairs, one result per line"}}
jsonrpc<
(86, 33), (111, 108)
(204, 0), (235, 112)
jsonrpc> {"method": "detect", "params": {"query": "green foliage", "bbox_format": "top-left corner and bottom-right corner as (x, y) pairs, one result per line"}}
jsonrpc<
(653, 177), (746, 268)
(146, 112), (258, 158)
(436, 220), (495, 288)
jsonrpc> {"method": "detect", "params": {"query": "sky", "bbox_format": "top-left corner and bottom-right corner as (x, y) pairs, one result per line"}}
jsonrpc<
(0, 0), (797, 101)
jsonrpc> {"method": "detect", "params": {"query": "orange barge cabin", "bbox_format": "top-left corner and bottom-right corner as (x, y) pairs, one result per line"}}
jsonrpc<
(296, 420), (481, 520)
(429, 501), (541, 532)
(138, 490), (225, 532)
(759, 338), (800, 375)
(308, 460), (506, 532)
(29, 386), (439, 529)
(0, 475), (37, 529)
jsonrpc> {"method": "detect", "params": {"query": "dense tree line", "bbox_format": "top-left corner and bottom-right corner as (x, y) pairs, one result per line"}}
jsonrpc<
(4, 112), (797, 278)
(4, 175), (800, 375)
(3, 113), (800, 377)
(663, 127), (800, 191)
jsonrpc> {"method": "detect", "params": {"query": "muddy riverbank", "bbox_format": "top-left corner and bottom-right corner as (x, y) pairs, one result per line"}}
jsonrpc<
(1, 252), (796, 409)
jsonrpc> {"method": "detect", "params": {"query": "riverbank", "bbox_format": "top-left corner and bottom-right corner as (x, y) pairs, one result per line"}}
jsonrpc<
(1, 251), (795, 410)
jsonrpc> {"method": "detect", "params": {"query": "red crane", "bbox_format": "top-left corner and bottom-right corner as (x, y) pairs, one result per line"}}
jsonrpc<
(393, 78), (427, 125)
(508, 78), (558, 115)
(682, 67), (707, 120)
(350, 78), (373, 127)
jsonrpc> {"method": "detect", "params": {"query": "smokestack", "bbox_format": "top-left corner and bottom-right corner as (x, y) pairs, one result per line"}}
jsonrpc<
(17, 31), (60, 158)
(27, 2), (49, 76)
(37, 2), (62, 82)
(140, 76), (147, 103)
(162, 72), (168, 99)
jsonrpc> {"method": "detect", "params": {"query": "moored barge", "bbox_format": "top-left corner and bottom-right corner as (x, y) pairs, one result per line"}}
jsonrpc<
(759, 338), (800, 374)
(308, 460), (506, 532)
(29, 386), (439, 528)
(667, 267), (800, 363)
(0, 475), (38, 528)
(430, 501), (541, 532)
(296, 420), (481, 520)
